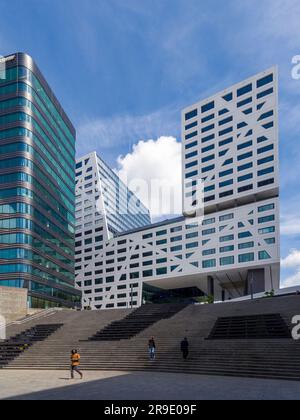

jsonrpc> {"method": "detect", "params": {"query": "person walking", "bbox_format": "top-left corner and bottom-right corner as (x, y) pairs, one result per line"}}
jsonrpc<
(70, 349), (83, 379)
(181, 337), (189, 360)
(148, 337), (156, 361)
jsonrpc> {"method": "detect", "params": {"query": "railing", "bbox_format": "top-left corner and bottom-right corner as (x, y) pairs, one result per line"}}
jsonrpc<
(6, 308), (63, 328)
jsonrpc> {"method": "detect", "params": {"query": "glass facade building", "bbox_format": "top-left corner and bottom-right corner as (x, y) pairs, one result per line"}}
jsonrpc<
(0, 52), (81, 308)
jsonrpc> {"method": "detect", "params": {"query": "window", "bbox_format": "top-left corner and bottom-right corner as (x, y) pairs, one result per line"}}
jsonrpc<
(259, 226), (275, 234)
(186, 242), (198, 249)
(258, 203), (275, 212)
(237, 97), (252, 107)
(185, 140), (198, 150)
(219, 213), (234, 222)
(201, 101), (214, 113)
(238, 152), (253, 161)
(202, 259), (216, 269)
(185, 121), (198, 130)
(219, 169), (233, 177)
(219, 137), (233, 147)
(202, 144), (214, 153)
(185, 109), (197, 121)
(257, 74), (273, 88)
(239, 253), (254, 263)
(185, 160), (198, 169)
(238, 173), (253, 182)
(202, 228), (215, 236)
(186, 232), (198, 239)
(237, 83), (252, 97)
(156, 267), (167, 275)
(220, 245), (234, 253)
(202, 113), (214, 123)
(258, 167), (274, 176)
(202, 249), (216, 256)
(258, 215), (275, 224)
(219, 179), (233, 188)
(238, 231), (252, 239)
(186, 170), (198, 179)
(186, 151), (198, 159)
(238, 162), (253, 172)
(202, 134), (215, 143)
(238, 141), (252, 150)
(238, 242), (254, 250)
(220, 235), (234, 243)
(258, 144), (274, 154)
(258, 178), (274, 187)
(220, 190), (234, 198)
(259, 251), (271, 260)
(257, 88), (274, 99)
(220, 256), (234, 266)
(202, 217), (215, 225)
(185, 131), (198, 140)
(202, 165), (215, 173)
(202, 124), (215, 134)
(258, 155), (274, 165)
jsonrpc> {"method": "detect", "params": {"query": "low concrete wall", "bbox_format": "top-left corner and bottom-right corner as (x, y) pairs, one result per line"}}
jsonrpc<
(0, 286), (28, 323)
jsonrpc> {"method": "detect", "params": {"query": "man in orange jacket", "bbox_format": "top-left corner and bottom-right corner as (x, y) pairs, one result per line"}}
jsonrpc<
(71, 349), (83, 379)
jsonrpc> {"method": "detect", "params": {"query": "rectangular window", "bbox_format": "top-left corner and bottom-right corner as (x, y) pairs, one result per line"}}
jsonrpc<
(237, 84), (252, 97)
(202, 249), (216, 256)
(258, 203), (275, 213)
(258, 167), (274, 176)
(238, 152), (253, 161)
(257, 74), (273, 88)
(220, 245), (234, 253)
(219, 213), (234, 222)
(185, 131), (198, 140)
(239, 253), (255, 263)
(257, 88), (274, 99)
(201, 101), (214, 113)
(258, 215), (275, 224)
(220, 256), (234, 266)
(185, 121), (198, 131)
(202, 259), (216, 269)
(220, 235), (234, 243)
(185, 109), (198, 121)
(185, 140), (198, 150)
(259, 226), (275, 234)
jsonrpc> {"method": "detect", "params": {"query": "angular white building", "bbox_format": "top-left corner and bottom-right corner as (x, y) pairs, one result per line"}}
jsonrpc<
(75, 67), (280, 309)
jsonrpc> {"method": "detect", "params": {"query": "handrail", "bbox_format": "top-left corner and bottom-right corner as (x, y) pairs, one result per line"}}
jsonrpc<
(6, 308), (63, 328)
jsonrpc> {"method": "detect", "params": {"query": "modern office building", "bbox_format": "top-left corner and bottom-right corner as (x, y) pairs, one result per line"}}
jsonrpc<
(76, 67), (280, 309)
(75, 152), (151, 308)
(0, 52), (81, 308)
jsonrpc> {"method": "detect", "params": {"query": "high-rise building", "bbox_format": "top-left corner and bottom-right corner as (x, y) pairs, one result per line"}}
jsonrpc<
(0, 52), (81, 308)
(75, 152), (151, 308)
(76, 67), (280, 309)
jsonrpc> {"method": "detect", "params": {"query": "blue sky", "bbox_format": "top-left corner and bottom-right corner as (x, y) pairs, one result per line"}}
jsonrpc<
(1, 0), (300, 287)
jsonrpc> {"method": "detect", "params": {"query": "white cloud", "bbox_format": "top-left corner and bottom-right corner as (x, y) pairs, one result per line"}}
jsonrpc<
(281, 216), (300, 236)
(281, 269), (300, 288)
(281, 249), (300, 268)
(116, 136), (182, 218)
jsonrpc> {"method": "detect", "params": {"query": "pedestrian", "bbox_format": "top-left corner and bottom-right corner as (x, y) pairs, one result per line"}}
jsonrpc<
(181, 337), (189, 360)
(148, 337), (156, 361)
(70, 349), (83, 379)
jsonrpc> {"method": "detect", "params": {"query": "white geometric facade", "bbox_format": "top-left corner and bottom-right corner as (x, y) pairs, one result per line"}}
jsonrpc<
(75, 68), (280, 309)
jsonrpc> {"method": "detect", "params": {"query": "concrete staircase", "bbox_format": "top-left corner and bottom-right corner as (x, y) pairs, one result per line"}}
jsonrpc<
(89, 303), (187, 341)
(2, 296), (300, 381)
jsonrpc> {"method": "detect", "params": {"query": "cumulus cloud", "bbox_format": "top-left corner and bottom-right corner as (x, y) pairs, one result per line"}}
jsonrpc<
(281, 249), (300, 268)
(281, 270), (300, 288)
(117, 136), (182, 218)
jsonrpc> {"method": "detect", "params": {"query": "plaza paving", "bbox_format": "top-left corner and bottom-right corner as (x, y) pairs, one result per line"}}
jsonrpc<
(0, 370), (299, 400)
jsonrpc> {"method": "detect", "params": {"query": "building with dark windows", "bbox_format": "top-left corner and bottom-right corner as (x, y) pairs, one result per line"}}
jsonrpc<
(0, 52), (81, 308)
